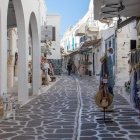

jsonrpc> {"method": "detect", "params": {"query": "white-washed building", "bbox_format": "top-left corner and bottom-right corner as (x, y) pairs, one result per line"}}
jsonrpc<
(39, 0), (47, 26)
(40, 0), (62, 75)
(93, 0), (140, 108)
(100, 21), (137, 88)
(61, 0), (106, 76)
(42, 14), (62, 75)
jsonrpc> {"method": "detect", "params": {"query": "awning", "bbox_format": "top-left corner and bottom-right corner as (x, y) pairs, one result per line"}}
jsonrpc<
(81, 39), (101, 47)
(94, 0), (140, 20)
(79, 39), (101, 53)
(79, 48), (92, 53)
(66, 48), (80, 56)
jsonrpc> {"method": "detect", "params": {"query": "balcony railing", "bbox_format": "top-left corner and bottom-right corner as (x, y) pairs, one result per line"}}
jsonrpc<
(75, 23), (86, 36)
(85, 17), (99, 33)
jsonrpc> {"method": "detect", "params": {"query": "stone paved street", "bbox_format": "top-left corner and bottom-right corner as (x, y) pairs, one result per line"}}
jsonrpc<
(0, 75), (140, 140)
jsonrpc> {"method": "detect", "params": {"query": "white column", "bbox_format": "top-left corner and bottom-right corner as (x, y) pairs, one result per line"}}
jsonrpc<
(7, 29), (14, 88)
(0, 10), (8, 96)
(13, 0), (29, 103)
(17, 29), (28, 103)
(7, 61), (14, 88)
(30, 13), (41, 95)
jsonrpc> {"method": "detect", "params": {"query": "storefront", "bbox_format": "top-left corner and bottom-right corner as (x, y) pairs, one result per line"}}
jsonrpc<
(93, 0), (140, 108)
(79, 39), (101, 76)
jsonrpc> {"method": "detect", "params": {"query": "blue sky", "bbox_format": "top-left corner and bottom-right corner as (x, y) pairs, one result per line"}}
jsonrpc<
(45, 0), (90, 37)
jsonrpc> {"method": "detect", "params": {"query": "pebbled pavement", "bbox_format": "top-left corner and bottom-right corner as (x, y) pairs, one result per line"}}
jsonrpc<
(0, 75), (140, 140)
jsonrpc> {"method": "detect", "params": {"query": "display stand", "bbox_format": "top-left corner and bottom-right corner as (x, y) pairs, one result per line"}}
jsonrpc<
(96, 107), (112, 123)
(96, 79), (113, 123)
(95, 54), (113, 123)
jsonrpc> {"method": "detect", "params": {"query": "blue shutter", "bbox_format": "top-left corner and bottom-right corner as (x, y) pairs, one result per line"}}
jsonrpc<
(72, 37), (75, 50)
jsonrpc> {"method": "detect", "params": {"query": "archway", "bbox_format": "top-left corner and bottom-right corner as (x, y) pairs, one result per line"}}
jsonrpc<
(28, 12), (40, 96)
(6, 0), (28, 102)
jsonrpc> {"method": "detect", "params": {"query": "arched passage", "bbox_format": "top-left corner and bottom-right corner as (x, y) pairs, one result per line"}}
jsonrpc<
(6, 0), (28, 102)
(28, 12), (40, 95)
(0, 0), (41, 103)
(12, 0), (29, 102)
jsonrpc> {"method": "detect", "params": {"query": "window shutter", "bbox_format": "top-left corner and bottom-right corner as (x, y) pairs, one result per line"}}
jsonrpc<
(52, 27), (56, 41)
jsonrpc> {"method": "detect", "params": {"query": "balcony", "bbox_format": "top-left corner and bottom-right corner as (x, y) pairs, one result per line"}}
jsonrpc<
(85, 18), (99, 36)
(75, 23), (86, 36)
(79, 38), (101, 54)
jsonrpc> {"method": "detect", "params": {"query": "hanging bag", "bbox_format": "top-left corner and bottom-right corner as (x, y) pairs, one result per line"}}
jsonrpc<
(94, 84), (113, 109)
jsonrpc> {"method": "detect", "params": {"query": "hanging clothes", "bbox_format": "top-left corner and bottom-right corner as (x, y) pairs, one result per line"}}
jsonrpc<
(100, 56), (114, 95)
(131, 69), (140, 108)
(100, 58), (108, 84)
(107, 56), (115, 88)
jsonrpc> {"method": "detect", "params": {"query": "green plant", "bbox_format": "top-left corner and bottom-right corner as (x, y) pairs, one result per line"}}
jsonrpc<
(100, 54), (107, 62)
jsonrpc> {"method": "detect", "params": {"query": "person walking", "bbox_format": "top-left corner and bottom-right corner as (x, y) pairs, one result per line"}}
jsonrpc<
(67, 62), (72, 75)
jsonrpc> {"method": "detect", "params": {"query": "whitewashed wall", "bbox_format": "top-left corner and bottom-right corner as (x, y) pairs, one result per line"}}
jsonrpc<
(116, 21), (137, 86)
(46, 15), (61, 59)
(39, 0), (47, 26)
(100, 21), (137, 87)
(101, 27), (116, 56)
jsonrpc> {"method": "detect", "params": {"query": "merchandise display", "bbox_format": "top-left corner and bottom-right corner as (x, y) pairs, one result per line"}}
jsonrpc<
(129, 48), (140, 108)
(95, 53), (114, 121)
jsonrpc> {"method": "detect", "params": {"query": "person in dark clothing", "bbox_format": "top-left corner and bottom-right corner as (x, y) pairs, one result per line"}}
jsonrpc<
(67, 62), (72, 75)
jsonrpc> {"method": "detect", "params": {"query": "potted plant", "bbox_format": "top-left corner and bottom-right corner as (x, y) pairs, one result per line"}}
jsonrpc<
(100, 54), (107, 63)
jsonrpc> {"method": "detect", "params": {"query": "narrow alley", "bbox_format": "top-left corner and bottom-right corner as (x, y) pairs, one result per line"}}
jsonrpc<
(0, 75), (140, 140)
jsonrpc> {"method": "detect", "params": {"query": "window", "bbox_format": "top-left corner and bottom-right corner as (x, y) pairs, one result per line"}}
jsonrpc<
(52, 27), (56, 41)
(72, 37), (75, 50)
(29, 46), (31, 55)
(105, 43), (107, 52)
(109, 40), (111, 47)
